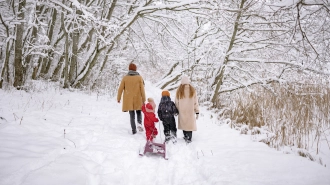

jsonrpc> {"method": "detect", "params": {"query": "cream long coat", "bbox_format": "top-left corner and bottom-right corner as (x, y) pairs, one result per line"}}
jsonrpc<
(175, 85), (199, 131)
(117, 75), (146, 112)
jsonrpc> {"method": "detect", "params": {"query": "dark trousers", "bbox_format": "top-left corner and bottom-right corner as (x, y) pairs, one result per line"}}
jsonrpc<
(183, 130), (192, 141)
(129, 110), (142, 132)
(162, 117), (177, 137)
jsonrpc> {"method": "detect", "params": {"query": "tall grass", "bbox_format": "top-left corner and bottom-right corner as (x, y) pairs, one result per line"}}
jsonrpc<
(220, 83), (330, 157)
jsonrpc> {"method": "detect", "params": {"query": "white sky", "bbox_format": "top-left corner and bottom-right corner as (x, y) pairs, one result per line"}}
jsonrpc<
(0, 81), (329, 185)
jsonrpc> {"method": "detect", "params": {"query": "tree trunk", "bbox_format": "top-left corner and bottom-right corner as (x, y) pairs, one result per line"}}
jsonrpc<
(63, 33), (70, 88)
(24, 5), (43, 81)
(47, 32), (65, 80)
(210, 0), (246, 107)
(106, 0), (117, 21)
(31, 59), (40, 80)
(69, 8), (82, 85)
(33, 6), (59, 80)
(88, 0), (118, 89)
(90, 43), (115, 88)
(73, 42), (100, 88)
(62, 9), (70, 89)
(69, 30), (79, 84)
(51, 55), (65, 81)
(0, 42), (11, 88)
(13, 0), (27, 89)
(0, 16), (12, 88)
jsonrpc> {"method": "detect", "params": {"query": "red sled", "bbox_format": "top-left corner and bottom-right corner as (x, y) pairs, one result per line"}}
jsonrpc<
(139, 141), (168, 160)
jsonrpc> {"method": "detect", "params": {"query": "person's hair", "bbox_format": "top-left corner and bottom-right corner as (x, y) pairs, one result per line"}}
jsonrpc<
(176, 84), (195, 99)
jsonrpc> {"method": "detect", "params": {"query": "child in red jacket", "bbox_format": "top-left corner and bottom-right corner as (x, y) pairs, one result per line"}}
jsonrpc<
(142, 98), (159, 142)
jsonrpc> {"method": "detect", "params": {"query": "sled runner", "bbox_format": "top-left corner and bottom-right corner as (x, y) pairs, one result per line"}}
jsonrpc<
(139, 141), (168, 160)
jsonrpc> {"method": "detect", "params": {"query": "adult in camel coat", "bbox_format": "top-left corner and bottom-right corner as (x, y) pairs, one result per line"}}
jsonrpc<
(117, 63), (146, 134)
(175, 76), (199, 143)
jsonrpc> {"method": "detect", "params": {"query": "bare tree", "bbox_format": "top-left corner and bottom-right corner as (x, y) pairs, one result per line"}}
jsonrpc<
(13, 0), (27, 88)
(0, 3), (14, 88)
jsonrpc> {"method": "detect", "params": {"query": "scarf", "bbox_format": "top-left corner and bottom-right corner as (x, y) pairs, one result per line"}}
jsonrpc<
(127, 70), (140, 76)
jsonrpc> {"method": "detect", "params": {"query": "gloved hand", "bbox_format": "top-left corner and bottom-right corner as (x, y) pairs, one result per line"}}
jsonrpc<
(196, 114), (199, 120)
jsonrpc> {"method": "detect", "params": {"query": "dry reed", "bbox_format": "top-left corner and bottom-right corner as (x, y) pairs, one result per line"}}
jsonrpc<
(219, 82), (330, 156)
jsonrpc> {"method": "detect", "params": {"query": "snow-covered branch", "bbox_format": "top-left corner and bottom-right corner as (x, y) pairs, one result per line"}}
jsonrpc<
(228, 57), (330, 76)
(220, 78), (281, 94)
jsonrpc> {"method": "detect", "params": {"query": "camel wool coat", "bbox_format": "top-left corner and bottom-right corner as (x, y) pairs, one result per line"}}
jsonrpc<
(117, 74), (146, 112)
(175, 85), (199, 131)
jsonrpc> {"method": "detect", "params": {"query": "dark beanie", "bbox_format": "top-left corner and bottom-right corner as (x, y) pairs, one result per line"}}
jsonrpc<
(129, 63), (137, 71)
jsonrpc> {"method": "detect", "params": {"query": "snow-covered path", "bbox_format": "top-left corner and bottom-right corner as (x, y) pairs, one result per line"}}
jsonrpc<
(0, 84), (329, 185)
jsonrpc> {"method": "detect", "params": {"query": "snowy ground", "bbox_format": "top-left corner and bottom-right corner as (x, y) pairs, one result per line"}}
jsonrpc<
(0, 82), (330, 185)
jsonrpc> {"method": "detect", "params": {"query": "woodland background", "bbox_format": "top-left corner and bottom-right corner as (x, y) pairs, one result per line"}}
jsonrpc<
(1, 0), (330, 162)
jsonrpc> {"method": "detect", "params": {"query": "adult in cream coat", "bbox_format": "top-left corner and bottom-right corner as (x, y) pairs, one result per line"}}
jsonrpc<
(175, 76), (199, 143)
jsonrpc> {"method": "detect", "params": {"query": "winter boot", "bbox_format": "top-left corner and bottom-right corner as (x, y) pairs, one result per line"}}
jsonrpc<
(183, 131), (192, 143)
(183, 133), (188, 140)
(185, 139), (192, 144)
(137, 124), (144, 132)
(183, 134), (191, 143)
(171, 131), (177, 138)
(165, 135), (172, 143)
(183, 136), (190, 143)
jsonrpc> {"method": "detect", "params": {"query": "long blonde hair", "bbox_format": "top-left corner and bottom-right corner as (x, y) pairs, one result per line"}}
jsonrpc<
(176, 84), (195, 99)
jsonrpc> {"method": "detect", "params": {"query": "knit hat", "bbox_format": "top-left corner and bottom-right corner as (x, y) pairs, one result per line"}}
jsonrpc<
(147, 98), (156, 112)
(145, 103), (154, 113)
(162, 90), (170, 97)
(129, 63), (137, 71)
(181, 76), (190, 84)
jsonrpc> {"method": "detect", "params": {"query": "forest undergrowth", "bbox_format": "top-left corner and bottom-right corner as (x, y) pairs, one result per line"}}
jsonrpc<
(217, 83), (330, 166)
